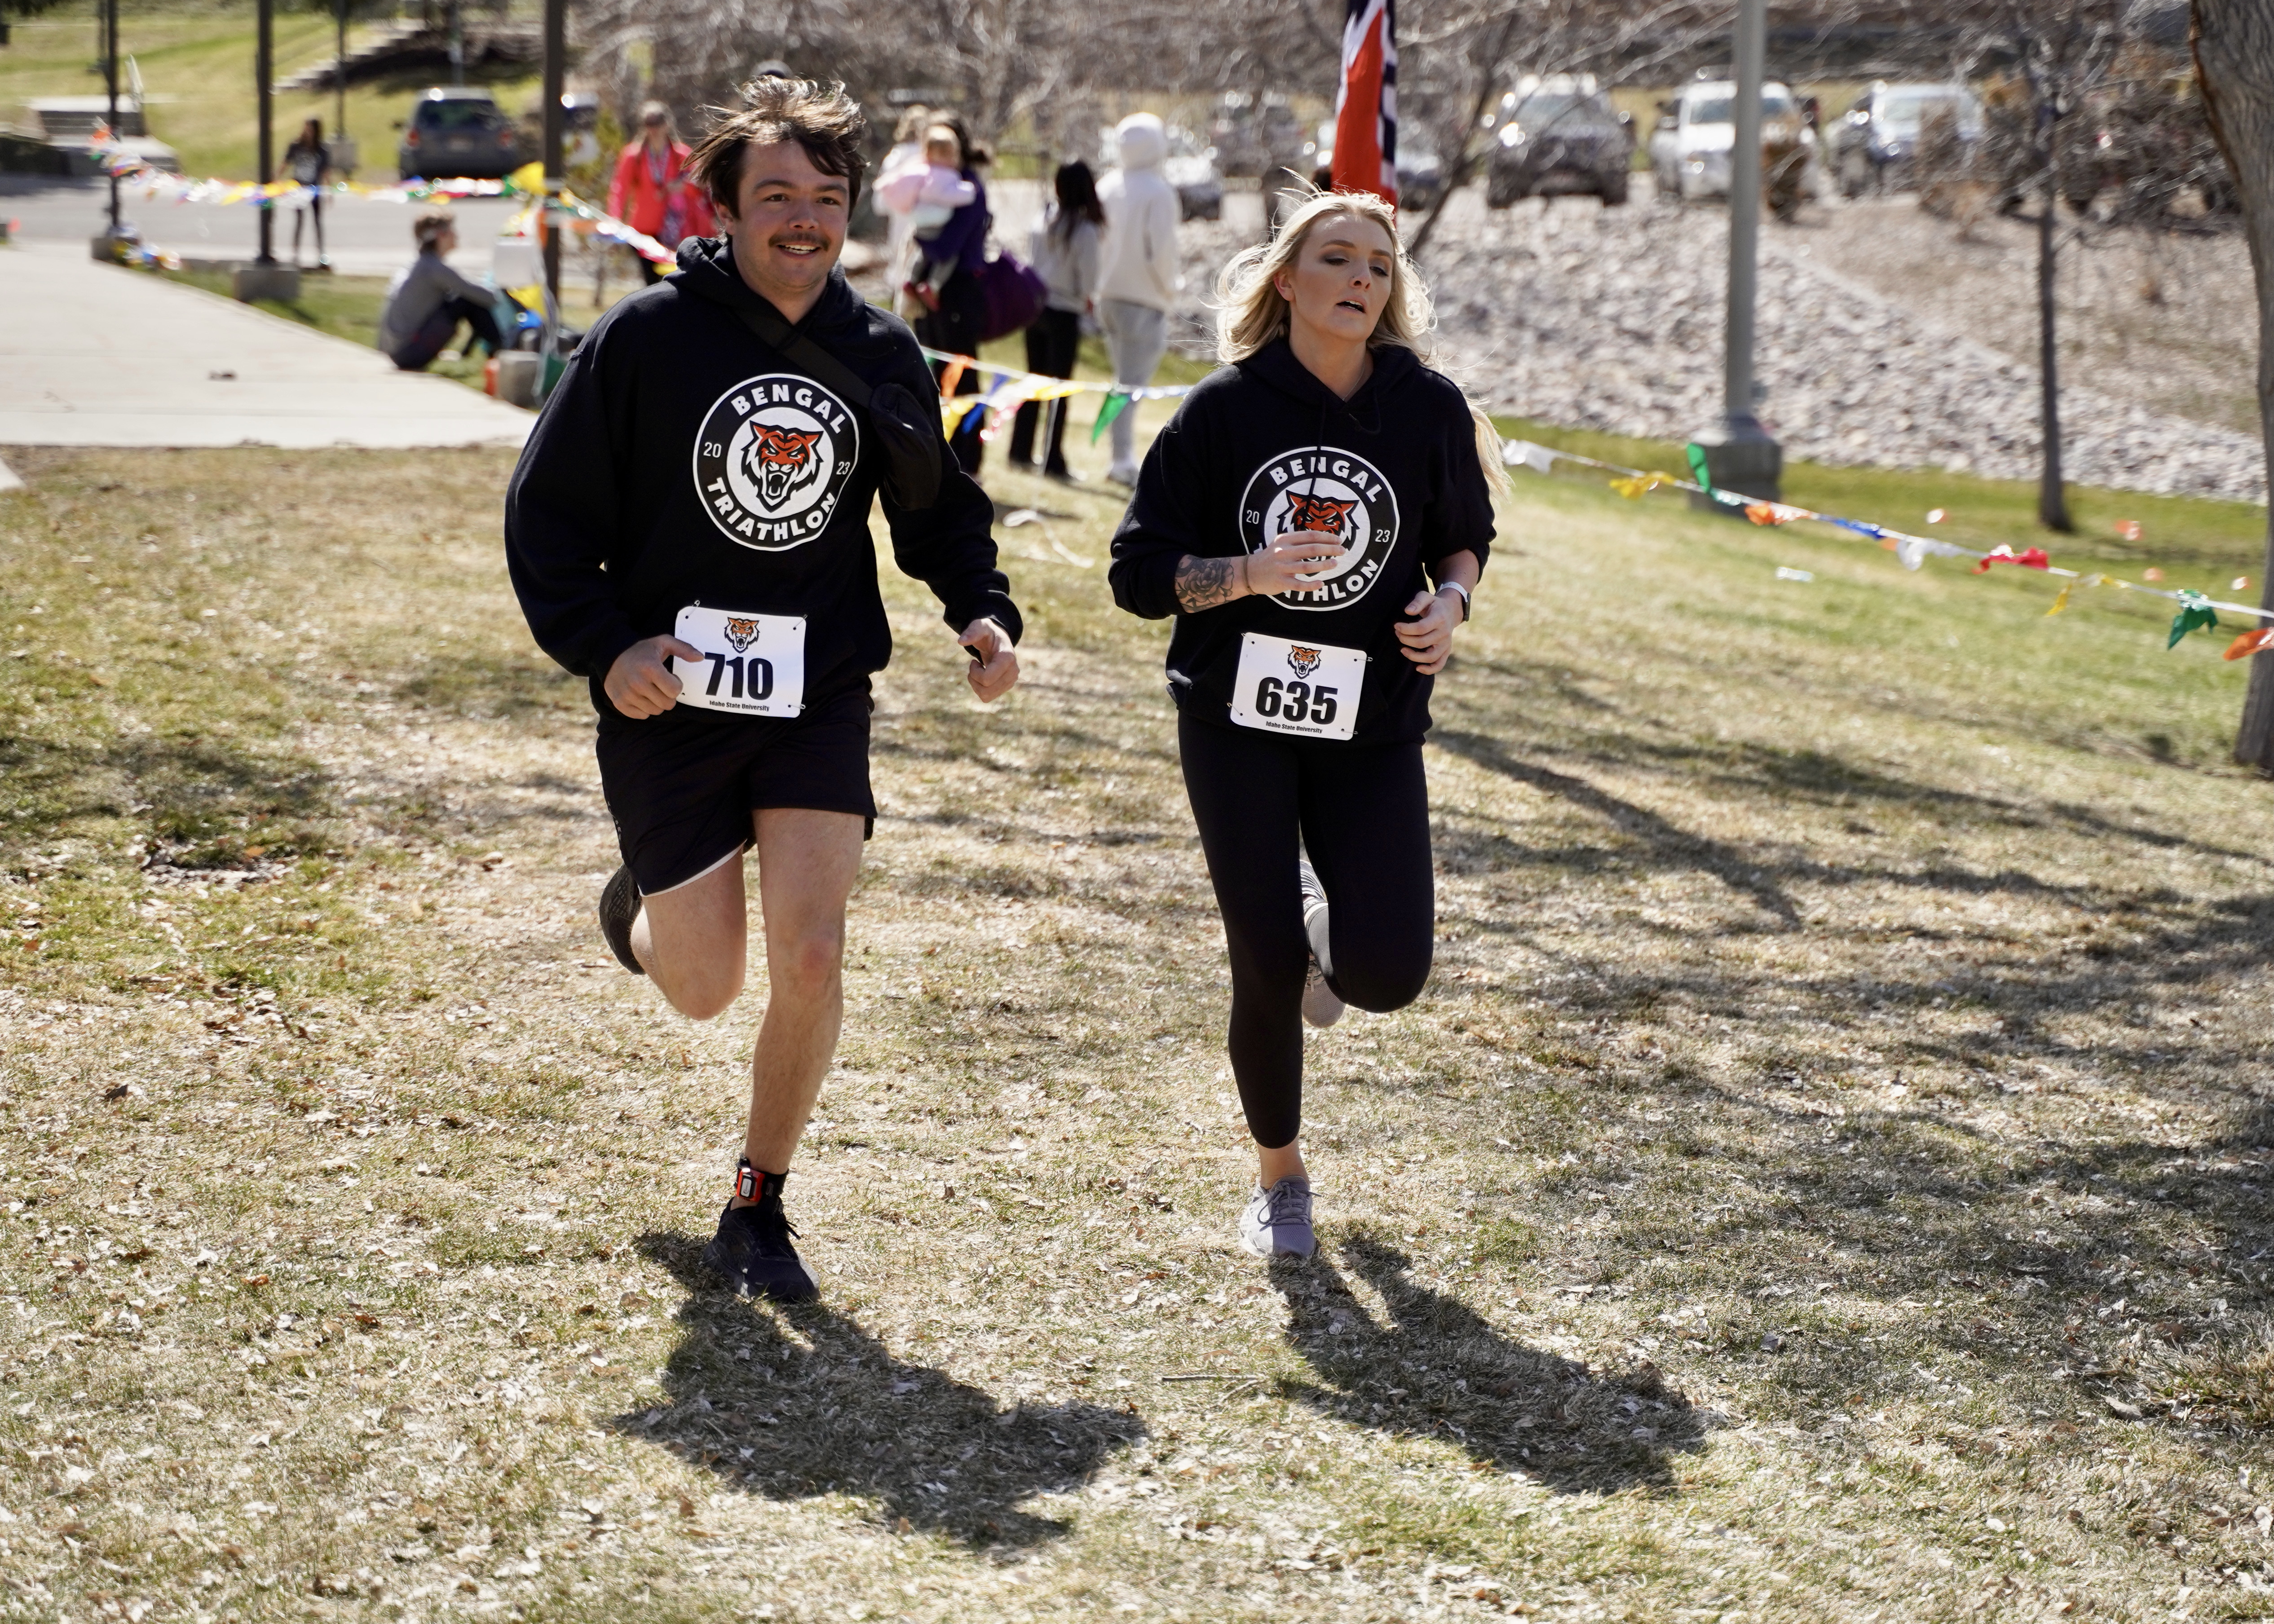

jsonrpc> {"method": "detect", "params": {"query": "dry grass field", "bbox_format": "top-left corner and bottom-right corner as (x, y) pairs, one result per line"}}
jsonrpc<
(4, 438), (2274, 1622)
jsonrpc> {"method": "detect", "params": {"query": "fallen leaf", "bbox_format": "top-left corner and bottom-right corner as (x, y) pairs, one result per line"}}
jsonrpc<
(2104, 1396), (2143, 1420)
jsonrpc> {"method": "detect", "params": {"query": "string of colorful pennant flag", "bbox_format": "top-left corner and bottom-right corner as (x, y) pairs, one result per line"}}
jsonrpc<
(917, 346), (1192, 443)
(97, 151), (675, 265)
(1504, 437), (2274, 658)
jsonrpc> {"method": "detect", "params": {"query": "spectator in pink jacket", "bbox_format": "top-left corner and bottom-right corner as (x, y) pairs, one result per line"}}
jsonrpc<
(607, 102), (715, 283)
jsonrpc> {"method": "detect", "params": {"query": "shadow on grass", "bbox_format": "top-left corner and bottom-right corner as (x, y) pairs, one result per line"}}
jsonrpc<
(1272, 1232), (1709, 1494)
(0, 728), (334, 865)
(394, 650), (583, 721)
(1432, 728), (1802, 928)
(622, 1231), (1146, 1546)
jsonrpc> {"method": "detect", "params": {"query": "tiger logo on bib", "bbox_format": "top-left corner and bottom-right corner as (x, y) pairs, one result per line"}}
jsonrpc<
(1287, 645), (1322, 680)
(693, 374), (862, 552)
(1237, 448), (1401, 611)
(722, 617), (760, 653)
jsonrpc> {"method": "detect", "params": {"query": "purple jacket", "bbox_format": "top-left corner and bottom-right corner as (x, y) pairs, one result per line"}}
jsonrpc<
(928, 171), (989, 278)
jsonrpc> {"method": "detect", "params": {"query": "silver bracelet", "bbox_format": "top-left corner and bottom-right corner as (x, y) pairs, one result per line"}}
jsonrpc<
(1436, 579), (1472, 622)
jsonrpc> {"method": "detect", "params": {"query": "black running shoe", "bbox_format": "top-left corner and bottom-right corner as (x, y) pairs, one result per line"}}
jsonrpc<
(702, 1193), (818, 1302)
(597, 864), (645, 975)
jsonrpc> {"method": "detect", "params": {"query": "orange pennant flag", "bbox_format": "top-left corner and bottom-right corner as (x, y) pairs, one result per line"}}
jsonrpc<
(2223, 627), (2274, 661)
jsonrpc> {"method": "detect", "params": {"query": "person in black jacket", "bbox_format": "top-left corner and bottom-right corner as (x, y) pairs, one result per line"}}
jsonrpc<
(505, 78), (1022, 1302)
(1108, 189), (1502, 1260)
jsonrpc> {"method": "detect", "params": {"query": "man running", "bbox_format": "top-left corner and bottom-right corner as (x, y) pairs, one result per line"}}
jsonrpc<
(504, 78), (1021, 1301)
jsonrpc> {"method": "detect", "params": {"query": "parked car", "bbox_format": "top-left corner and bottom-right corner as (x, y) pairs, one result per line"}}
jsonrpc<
(1830, 80), (1984, 197)
(397, 87), (525, 182)
(1648, 76), (1799, 202)
(1207, 92), (1311, 182)
(1395, 142), (1446, 212)
(1484, 76), (1631, 207)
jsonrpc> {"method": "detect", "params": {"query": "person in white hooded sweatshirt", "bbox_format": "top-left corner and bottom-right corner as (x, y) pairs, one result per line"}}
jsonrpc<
(1095, 113), (1182, 486)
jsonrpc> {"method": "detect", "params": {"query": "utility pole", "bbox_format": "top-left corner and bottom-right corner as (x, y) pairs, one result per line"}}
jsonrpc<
(1690, 0), (1783, 509)
(541, 0), (564, 313)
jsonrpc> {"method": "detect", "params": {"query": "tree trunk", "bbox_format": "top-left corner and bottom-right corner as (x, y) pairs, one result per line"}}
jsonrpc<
(2194, 0), (2274, 769)
(2036, 119), (2072, 532)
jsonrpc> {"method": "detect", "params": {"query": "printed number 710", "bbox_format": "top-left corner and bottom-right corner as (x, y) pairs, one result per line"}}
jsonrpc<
(704, 651), (775, 702)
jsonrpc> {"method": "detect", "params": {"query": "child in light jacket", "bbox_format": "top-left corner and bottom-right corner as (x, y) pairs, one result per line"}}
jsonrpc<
(876, 124), (979, 311)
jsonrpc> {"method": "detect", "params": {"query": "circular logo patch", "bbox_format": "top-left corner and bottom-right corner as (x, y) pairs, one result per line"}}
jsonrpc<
(691, 374), (862, 552)
(1236, 448), (1401, 611)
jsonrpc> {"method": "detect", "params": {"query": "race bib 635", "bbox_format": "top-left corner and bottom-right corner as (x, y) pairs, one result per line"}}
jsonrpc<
(1228, 632), (1364, 741)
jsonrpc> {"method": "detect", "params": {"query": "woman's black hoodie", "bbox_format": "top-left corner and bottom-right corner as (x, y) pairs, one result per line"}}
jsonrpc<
(1108, 337), (1493, 746)
(504, 238), (1020, 715)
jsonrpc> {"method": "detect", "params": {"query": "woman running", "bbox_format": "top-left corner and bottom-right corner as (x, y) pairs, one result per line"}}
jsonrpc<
(1107, 190), (1501, 1257)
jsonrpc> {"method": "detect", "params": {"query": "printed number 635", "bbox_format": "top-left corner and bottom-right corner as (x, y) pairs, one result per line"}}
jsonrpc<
(1253, 677), (1337, 726)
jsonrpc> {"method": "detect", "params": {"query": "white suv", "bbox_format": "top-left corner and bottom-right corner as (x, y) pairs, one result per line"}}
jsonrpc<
(1648, 78), (1798, 202)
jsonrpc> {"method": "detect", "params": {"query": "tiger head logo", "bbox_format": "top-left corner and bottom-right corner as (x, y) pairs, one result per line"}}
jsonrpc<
(722, 617), (759, 653)
(1281, 492), (1360, 543)
(740, 425), (827, 511)
(1286, 645), (1322, 680)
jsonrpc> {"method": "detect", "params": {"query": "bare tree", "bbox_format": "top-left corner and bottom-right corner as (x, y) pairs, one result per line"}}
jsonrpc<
(2195, 0), (2274, 769)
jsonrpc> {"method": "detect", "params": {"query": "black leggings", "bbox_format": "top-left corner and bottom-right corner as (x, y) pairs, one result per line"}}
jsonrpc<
(917, 269), (988, 475)
(1008, 307), (1079, 473)
(1178, 712), (1435, 1150)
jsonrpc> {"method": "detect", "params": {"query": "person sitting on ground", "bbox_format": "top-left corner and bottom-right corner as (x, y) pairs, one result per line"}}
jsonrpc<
(876, 124), (978, 313)
(376, 211), (508, 372)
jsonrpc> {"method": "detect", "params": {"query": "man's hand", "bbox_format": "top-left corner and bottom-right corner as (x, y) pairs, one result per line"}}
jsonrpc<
(1395, 587), (1464, 675)
(605, 635), (702, 718)
(960, 618), (1019, 703)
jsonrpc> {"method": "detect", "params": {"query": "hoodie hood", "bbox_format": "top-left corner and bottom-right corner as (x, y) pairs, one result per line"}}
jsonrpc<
(1116, 113), (1168, 172)
(1237, 335), (1422, 422)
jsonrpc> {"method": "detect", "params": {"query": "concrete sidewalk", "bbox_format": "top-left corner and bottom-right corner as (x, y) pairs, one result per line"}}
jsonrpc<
(0, 241), (534, 450)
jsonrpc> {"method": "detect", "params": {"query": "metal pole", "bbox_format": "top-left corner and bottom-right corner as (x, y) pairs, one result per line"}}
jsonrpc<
(103, 0), (119, 234)
(1687, 0), (1783, 509)
(540, 0), (564, 313)
(1724, 0), (1764, 425)
(335, 0), (348, 148)
(256, 0), (275, 264)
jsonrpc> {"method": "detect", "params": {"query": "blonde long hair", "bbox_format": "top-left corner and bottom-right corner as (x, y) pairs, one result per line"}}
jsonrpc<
(1216, 190), (1506, 490)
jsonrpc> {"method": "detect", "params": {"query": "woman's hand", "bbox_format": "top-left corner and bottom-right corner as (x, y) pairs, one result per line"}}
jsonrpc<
(1395, 586), (1465, 675)
(1248, 529), (1349, 597)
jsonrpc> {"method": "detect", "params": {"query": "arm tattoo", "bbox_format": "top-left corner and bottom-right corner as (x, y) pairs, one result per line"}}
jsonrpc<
(1173, 554), (1243, 613)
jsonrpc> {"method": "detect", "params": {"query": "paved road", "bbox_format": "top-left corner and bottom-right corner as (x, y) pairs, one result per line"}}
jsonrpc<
(0, 239), (533, 450)
(2, 174), (525, 279)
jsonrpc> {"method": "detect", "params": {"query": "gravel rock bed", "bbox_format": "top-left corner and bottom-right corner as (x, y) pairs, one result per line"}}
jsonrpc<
(1166, 198), (2265, 505)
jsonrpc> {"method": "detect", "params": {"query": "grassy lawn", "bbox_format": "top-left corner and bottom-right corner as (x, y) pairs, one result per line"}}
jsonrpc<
(0, 0), (539, 183)
(6, 416), (2274, 1621)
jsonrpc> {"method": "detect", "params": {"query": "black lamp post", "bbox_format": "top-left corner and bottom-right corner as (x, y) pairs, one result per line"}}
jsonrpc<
(102, 0), (120, 237)
(255, 0), (275, 265)
(540, 0), (564, 314)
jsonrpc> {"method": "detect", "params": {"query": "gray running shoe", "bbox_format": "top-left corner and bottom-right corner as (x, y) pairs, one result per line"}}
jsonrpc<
(1240, 1176), (1316, 1258)
(1297, 860), (1343, 1028)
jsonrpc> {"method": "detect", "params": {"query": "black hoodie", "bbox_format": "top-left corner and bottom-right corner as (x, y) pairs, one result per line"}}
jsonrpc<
(504, 238), (1020, 715)
(1108, 338), (1493, 747)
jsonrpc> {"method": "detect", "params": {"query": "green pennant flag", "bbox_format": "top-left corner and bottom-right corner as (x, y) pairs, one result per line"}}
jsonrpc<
(2168, 590), (2220, 649)
(1685, 441), (1713, 495)
(1090, 389), (1132, 445)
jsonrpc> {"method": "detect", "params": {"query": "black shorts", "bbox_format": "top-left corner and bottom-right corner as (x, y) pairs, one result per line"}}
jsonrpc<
(595, 683), (878, 896)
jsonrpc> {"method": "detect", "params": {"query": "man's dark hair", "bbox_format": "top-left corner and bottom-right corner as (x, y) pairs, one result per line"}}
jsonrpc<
(692, 77), (867, 218)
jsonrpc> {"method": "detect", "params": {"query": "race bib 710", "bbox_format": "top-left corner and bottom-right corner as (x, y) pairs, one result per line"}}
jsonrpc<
(667, 605), (806, 718)
(1227, 632), (1364, 741)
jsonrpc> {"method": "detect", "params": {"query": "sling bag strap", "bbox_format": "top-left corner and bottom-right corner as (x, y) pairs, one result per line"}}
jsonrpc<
(728, 301), (943, 512)
(730, 300), (875, 408)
